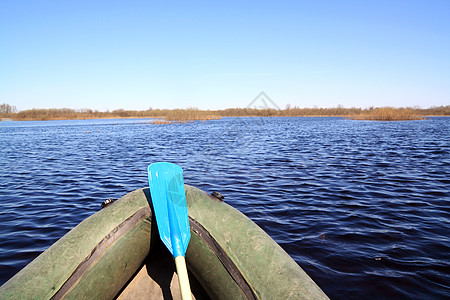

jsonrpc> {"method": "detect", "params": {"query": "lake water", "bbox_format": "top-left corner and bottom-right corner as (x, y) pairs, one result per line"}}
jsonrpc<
(0, 117), (449, 299)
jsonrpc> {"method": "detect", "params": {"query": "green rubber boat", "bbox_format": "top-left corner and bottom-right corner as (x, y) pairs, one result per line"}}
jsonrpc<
(0, 185), (328, 299)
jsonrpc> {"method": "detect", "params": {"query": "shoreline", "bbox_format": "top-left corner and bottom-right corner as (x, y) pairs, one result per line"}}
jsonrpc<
(2, 115), (449, 123)
(1, 106), (449, 122)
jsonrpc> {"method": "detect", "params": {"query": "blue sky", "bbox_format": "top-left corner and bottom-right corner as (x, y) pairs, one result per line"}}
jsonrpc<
(1, 0), (449, 111)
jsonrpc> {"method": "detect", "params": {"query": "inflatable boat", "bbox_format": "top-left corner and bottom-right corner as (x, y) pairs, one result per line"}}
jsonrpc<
(0, 185), (328, 299)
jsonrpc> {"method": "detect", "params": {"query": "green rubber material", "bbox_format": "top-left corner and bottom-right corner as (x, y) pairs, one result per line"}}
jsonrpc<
(0, 186), (328, 300)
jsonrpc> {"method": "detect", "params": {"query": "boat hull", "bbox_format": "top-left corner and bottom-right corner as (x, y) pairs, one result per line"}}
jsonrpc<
(0, 185), (328, 299)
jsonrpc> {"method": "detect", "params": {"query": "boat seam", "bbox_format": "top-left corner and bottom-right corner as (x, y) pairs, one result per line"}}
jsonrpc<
(50, 206), (151, 299)
(189, 217), (258, 300)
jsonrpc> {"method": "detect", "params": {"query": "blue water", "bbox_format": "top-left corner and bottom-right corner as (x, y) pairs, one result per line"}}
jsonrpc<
(0, 117), (449, 299)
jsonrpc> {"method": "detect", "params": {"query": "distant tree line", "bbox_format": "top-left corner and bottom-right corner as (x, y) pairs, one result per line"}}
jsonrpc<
(0, 103), (17, 114)
(1, 103), (449, 121)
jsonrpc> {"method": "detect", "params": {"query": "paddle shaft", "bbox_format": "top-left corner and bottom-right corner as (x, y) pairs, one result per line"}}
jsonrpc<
(169, 199), (192, 299)
(175, 255), (192, 300)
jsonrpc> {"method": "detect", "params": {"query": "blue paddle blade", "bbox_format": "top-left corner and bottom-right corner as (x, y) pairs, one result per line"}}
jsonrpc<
(148, 162), (191, 257)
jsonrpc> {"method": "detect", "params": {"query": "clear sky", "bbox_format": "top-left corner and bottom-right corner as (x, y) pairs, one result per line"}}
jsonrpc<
(1, 0), (449, 111)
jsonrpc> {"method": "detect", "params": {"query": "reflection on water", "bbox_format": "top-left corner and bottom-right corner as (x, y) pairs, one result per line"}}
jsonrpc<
(0, 117), (449, 299)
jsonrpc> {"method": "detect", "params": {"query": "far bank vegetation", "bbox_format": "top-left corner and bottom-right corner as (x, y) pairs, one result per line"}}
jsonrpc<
(345, 107), (424, 121)
(1, 103), (449, 122)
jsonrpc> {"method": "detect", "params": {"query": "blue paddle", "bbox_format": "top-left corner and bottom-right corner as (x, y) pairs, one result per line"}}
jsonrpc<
(148, 162), (192, 300)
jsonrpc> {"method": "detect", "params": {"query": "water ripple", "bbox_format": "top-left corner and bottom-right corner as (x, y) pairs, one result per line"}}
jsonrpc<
(1, 117), (449, 299)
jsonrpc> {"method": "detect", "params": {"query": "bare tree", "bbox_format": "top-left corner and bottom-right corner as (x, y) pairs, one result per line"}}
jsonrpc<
(0, 103), (18, 114)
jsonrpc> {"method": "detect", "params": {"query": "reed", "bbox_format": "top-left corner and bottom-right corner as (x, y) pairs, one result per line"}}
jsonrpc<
(3, 104), (449, 122)
(348, 107), (423, 121)
(151, 119), (174, 125)
(162, 108), (222, 121)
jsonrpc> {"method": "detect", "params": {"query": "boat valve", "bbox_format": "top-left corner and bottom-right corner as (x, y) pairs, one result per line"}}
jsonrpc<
(101, 198), (116, 208)
(210, 191), (224, 201)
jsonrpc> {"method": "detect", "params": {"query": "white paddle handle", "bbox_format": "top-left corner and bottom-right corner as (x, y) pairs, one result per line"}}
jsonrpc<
(175, 255), (192, 300)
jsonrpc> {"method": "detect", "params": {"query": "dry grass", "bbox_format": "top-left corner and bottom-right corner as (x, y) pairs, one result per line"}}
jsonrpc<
(151, 119), (173, 125)
(348, 107), (423, 121)
(163, 108), (221, 121)
(3, 105), (449, 122)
